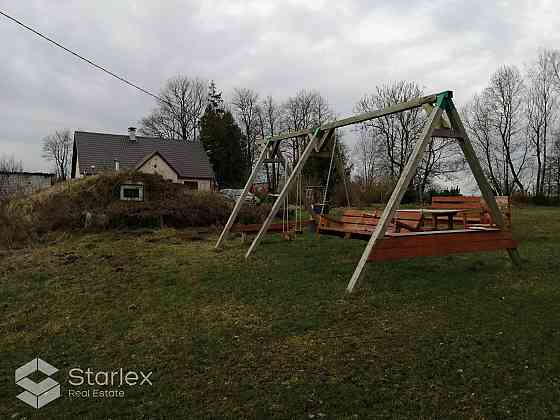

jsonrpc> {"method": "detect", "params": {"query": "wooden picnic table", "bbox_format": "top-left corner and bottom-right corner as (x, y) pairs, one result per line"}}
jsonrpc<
(405, 208), (468, 230)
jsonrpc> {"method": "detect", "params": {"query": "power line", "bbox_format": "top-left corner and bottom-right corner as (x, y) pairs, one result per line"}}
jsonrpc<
(0, 9), (164, 103)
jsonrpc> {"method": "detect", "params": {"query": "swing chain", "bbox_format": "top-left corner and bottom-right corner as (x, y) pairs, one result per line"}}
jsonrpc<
(321, 130), (338, 216)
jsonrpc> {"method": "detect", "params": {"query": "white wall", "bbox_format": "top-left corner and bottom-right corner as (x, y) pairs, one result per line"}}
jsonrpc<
(137, 155), (178, 182)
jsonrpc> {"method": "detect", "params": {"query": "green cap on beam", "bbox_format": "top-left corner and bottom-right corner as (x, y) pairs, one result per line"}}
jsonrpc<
(435, 91), (453, 111)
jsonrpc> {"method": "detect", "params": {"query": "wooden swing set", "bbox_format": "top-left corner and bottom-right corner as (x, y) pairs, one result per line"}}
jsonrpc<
(215, 91), (521, 292)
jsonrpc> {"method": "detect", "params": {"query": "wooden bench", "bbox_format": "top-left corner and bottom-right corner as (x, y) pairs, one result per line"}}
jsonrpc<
(430, 196), (484, 226)
(317, 209), (424, 239)
(393, 210), (424, 233)
(430, 195), (512, 228)
(490, 196), (512, 227)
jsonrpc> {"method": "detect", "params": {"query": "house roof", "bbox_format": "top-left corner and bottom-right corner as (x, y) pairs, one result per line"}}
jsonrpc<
(73, 131), (214, 179)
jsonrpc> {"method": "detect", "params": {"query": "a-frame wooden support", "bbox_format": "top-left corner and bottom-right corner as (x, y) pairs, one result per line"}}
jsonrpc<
(446, 101), (522, 266)
(215, 140), (272, 249)
(346, 104), (445, 292)
(245, 128), (334, 258)
(346, 92), (521, 292)
(314, 128), (335, 153)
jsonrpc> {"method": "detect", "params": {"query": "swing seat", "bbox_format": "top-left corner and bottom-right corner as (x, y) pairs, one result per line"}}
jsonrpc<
(316, 209), (424, 238)
(367, 227), (518, 262)
(231, 220), (311, 234)
(316, 209), (380, 238)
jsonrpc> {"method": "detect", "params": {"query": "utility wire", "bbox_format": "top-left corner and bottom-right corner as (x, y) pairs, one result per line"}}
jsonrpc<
(0, 9), (164, 103)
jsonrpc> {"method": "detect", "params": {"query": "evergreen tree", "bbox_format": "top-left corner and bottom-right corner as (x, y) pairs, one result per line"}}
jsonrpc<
(200, 82), (246, 187)
(207, 80), (224, 115)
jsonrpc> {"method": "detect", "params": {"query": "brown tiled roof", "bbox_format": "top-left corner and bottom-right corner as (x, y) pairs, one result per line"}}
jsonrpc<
(73, 131), (214, 179)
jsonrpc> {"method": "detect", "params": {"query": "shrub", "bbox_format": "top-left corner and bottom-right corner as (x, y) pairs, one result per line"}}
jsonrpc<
(236, 203), (273, 224)
(0, 201), (35, 249)
(529, 193), (560, 206)
(0, 172), (257, 248)
(511, 192), (530, 205)
(428, 185), (462, 197)
(343, 179), (400, 206)
(0, 171), (289, 249)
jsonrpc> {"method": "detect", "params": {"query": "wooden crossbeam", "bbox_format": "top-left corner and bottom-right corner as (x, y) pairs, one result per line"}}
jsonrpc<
(260, 92), (449, 144)
(431, 128), (463, 139)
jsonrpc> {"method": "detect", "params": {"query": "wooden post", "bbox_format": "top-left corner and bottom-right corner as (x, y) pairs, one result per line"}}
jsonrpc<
(215, 141), (271, 249)
(346, 106), (444, 293)
(446, 101), (522, 266)
(245, 130), (322, 258)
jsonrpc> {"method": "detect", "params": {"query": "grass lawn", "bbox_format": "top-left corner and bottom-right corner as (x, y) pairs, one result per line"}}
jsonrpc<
(1, 206), (559, 419)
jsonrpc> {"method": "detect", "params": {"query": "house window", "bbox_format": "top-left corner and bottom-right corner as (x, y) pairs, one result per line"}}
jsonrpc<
(120, 183), (144, 201)
(183, 181), (198, 190)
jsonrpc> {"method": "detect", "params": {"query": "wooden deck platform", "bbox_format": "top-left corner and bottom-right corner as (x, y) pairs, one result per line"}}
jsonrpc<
(367, 228), (517, 262)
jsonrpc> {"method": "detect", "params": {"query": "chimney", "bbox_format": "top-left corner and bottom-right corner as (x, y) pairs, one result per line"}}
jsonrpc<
(128, 127), (137, 142)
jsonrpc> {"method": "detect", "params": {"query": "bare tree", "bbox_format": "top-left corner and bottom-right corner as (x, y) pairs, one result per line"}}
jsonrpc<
(231, 88), (260, 169)
(42, 130), (72, 180)
(355, 81), (460, 198)
(464, 66), (531, 195)
(140, 75), (207, 141)
(527, 49), (558, 196)
(0, 155), (23, 173)
(486, 65), (529, 194)
(463, 95), (505, 194)
(353, 127), (379, 187)
(550, 132), (560, 198)
(255, 95), (283, 191)
(282, 89), (333, 131)
(259, 95), (282, 139)
(549, 49), (560, 91)
(356, 81), (425, 178)
(281, 90), (334, 167)
(0, 155), (24, 200)
(311, 93), (333, 128)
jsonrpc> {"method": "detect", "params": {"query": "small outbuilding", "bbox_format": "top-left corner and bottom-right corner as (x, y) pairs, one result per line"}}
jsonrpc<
(0, 171), (55, 200)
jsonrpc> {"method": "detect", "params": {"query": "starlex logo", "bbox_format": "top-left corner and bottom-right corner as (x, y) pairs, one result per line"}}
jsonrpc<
(15, 357), (61, 409)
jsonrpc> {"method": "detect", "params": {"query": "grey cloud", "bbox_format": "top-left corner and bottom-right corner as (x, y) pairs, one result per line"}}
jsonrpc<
(0, 0), (557, 172)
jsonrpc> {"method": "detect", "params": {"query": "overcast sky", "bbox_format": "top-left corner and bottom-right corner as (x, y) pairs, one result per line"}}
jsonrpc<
(1, 0), (559, 175)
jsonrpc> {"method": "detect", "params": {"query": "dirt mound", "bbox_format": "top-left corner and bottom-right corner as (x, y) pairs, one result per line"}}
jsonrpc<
(0, 172), (270, 248)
